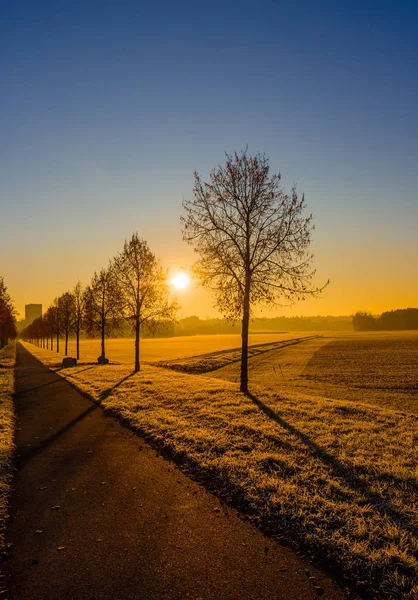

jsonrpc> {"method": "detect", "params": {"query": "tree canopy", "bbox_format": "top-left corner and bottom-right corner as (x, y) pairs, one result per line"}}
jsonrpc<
(113, 233), (178, 371)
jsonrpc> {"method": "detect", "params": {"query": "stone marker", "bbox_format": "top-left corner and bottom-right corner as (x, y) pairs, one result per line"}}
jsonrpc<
(97, 356), (109, 365)
(62, 357), (77, 368)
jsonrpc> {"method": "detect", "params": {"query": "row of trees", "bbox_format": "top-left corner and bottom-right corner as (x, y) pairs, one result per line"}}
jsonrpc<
(353, 308), (418, 331)
(0, 277), (17, 348)
(21, 235), (178, 371)
(23, 149), (326, 392)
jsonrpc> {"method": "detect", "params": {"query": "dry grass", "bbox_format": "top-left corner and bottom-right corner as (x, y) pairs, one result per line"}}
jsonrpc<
(36, 332), (314, 365)
(22, 333), (418, 599)
(0, 342), (16, 552)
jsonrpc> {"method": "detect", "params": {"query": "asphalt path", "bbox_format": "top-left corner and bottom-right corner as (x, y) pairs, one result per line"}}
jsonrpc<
(4, 343), (348, 600)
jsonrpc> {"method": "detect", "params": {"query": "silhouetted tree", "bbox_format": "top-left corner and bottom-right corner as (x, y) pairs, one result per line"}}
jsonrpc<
(21, 315), (44, 346)
(73, 281), (84, 360)
(379, 308), (418, 330)
(59, 292), (75, 355)
(352, 308), (418, 331)
(182, 150), (327, 393)
(43, 306), (53, 349)
(83, 266), (124, 362)
(352, 312), (377, 331)
(39, 316), (47, 348)
(52, 298), (61, 353)
(43, 305), (57, 350)
(35, 316), (46, 347)
(113, 234), (179, 372)
(0, 277), (17, 348)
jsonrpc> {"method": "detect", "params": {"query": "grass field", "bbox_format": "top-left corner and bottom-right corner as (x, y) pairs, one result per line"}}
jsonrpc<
(40, 332), (315, 364)
(22, 331), (418, 599)
(0, 342), (15, 555)
(208, 331), (418, 416)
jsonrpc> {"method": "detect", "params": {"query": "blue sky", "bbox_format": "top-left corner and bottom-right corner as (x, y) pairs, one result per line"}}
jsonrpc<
(1, 1), (417, 318)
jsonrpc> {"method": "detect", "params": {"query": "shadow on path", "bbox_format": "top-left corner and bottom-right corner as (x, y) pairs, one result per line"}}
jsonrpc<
(17, 403), (99, 467)
(17, 378), (64, 396)
(5, 342), (348, 600)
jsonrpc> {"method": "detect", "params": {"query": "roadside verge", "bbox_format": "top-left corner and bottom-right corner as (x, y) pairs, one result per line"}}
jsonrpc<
(0, 342), (16, 554)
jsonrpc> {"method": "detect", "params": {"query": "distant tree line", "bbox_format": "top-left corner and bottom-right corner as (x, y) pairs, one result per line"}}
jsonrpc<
(352, 308), (418, 331)
(134, 314), (352, 337)
(34, 313), (349, 340)
(0, 277), (17, 348)
(20, 234), (178, 371)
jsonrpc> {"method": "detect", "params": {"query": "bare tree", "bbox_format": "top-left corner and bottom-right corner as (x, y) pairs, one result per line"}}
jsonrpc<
(21, 315), (45, 347)
(42, 308), (51, 349)
(182, 149), (328, 393)
(113, 234), (178, 372)
(0, 277), (17, 348)
(59, 292), (75, 356)
(73, 281), (84, 360)
(83, 266), (124, 362)
(44, 305), (57, 351)
(51, 298), (61, 353)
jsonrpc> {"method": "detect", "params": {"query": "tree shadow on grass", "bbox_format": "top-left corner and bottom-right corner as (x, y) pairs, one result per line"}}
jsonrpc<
(246, 392), (418, 541)
(55, 364), (96, 373)
(67, 365), (96, 376)
(98, 371), (137, 401)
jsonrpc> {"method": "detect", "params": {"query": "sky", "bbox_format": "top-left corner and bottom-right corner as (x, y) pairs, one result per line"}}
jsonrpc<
(1, 0), (417, 320)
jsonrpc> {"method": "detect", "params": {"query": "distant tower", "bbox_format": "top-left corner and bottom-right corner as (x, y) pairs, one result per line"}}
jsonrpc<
(25, 304), (42, 325)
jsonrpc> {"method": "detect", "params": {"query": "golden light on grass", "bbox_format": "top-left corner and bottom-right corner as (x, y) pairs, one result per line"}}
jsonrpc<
(21, 332), (418, 599)
(171, 272), (189, 290)
(0, 341), (17, 551)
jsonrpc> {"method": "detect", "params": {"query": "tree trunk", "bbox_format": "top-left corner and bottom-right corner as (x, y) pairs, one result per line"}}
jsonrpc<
(134, 316), (140, 372)
(240, 285), (250, 393)
(65, 331), (68, 355)
(76, 329), (80, 360)
(51, 334), (53, 351)
(101, 325), (105, 360)
(56, 331), (60, 353)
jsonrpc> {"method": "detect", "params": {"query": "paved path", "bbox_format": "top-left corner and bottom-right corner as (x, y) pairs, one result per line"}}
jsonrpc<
(4, 343), (347, 600)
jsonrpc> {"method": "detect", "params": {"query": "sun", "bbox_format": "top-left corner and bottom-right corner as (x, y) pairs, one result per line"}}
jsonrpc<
(171, 272), (189, 290)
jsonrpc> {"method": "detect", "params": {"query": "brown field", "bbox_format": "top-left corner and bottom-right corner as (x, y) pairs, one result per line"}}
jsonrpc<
(23, 331), (418, 599)
(208, 331), (418, 415)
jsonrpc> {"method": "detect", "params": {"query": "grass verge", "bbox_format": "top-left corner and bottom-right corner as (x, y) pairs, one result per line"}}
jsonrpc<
(0, 342), (16, 554)
(22, 340), (418, 599)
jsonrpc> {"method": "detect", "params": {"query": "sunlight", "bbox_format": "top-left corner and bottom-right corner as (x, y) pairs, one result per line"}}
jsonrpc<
(171, 272), (189, 290)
